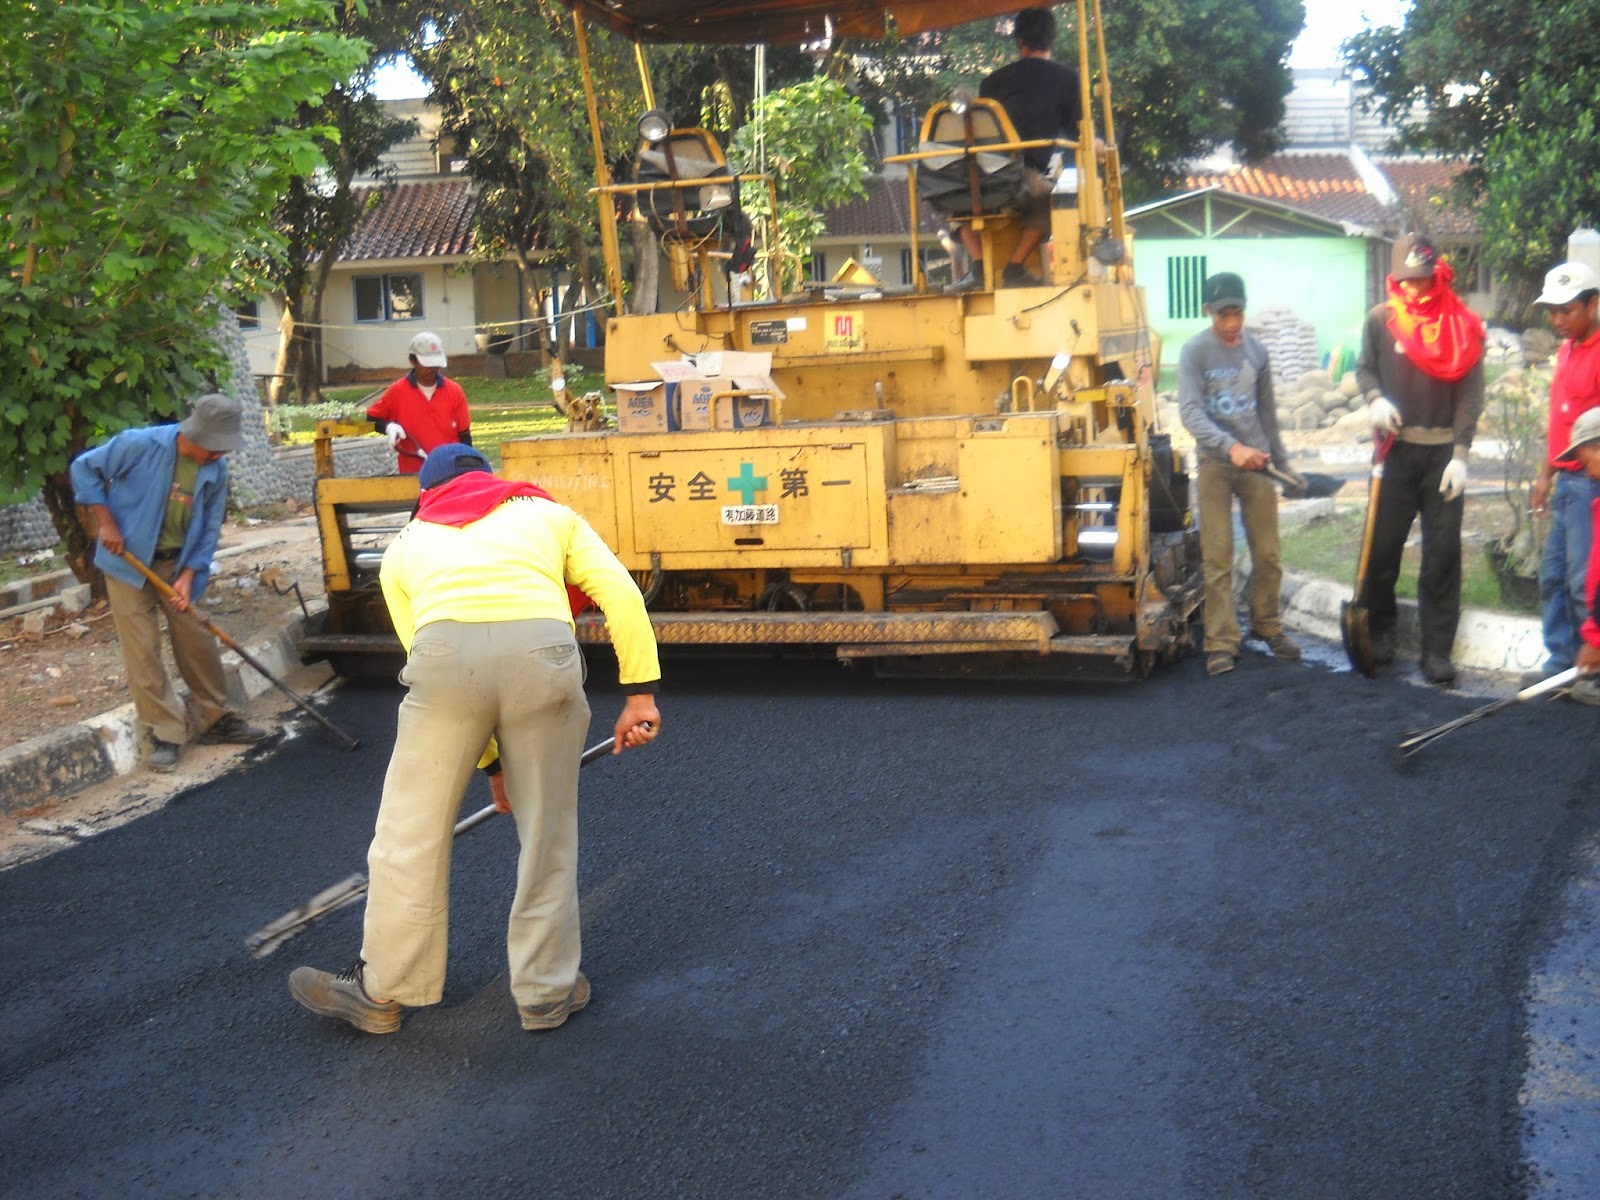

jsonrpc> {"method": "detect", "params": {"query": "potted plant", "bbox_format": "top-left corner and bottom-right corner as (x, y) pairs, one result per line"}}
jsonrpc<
(1483, 357), (1551, 607)
(486, 325), (515, 355)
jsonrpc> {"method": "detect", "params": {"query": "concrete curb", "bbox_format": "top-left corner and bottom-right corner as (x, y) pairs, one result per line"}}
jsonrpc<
(0, 609), (320, 817)
(1279, 572), (1546, 675)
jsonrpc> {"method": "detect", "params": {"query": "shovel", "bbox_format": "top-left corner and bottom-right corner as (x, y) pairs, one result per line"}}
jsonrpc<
(1265, 464), (1345, 499)
(119, 549), (360, 751)
(1397, 669), (1577, 759)
(1341, 435), (1392, 675)
(245, 734), (619, 958)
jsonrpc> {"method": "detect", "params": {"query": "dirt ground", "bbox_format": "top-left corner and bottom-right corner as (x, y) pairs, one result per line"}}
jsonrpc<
(0, 508), (328, 749)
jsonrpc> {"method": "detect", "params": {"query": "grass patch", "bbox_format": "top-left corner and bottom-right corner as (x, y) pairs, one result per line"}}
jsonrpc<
(1280, 496), (1536, 615)
(276, 401), (572, 470)
(0, 547), (66, 588)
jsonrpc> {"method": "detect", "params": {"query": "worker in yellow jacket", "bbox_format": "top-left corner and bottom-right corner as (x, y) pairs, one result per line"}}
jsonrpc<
(289, 443), (660, 1035)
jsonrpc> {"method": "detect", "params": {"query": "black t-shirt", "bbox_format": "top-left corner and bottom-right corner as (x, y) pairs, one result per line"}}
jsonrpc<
(980, 56), (1082, 171)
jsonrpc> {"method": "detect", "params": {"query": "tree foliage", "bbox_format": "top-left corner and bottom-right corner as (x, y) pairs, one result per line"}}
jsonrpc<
(1, 0), (367, 579)
(729, 77), (874, 293)
(847, 0), (1304, 201)
(416, 0), (654, 336)
(1343, 2), (1600, 308)
(259, 2), (423, 408)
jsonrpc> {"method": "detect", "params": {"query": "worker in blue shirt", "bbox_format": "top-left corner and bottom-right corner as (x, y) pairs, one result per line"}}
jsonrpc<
(71, 393), (268, 773)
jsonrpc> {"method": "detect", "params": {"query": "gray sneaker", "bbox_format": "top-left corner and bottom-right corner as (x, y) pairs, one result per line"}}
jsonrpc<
(1570, 675), (1600, 707)
(519, 971), (591, 1031)
(148, 740), (179, 773)
(946, 264), (984, 293)
(289, 959), (402, 1034)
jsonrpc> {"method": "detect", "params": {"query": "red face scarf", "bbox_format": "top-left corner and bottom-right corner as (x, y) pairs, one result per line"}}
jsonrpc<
(1383, 259), (1486, 383)
(414, 472), (593, 615)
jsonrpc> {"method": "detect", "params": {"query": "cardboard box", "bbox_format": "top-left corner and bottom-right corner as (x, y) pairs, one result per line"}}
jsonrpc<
(674, 375), (780, 430)
(613, 381), (676, 434)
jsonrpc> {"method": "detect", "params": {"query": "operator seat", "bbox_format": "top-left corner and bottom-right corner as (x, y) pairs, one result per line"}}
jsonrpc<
(633, 128), (753, 273)
(915, 98), (1030, 271)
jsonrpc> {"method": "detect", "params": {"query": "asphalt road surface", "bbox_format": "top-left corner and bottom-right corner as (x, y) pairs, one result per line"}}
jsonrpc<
(3, 650), (1598, 1199)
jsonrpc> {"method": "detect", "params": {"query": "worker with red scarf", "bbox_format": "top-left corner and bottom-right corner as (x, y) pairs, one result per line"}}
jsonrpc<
(287, 443), (660, 1036)
(1354, 233), (1486, 686)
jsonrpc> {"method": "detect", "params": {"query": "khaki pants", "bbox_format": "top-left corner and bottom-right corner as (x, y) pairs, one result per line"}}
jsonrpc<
(1196, 457), (1284, 655)
(105, 565), (230, 745)
(362, 618), (591, 1008)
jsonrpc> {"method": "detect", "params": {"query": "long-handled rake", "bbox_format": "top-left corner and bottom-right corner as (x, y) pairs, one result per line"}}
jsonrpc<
(246, 735), (618, 957)
(1397, 668), (1577, 760)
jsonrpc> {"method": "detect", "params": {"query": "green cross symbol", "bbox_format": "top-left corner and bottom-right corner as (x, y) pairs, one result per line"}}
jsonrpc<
(727, 462), (767, 504)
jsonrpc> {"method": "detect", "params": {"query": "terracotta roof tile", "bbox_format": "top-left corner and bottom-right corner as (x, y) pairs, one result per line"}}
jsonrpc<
(822, 176), (944, 237)
(1377, 158), (1476, 238)
(340, 179), (477, 262)
(1184, 152), (1391, 228)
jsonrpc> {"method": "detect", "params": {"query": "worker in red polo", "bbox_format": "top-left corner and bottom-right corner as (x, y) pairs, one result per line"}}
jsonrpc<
(1524, 261), (1600, 685)
(367, 331), (473, 474)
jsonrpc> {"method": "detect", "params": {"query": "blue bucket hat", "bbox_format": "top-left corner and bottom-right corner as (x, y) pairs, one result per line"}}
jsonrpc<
(418, 443), (492, 490)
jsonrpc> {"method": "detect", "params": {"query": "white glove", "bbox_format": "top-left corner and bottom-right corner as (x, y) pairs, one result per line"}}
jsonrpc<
(385, 422), (408, 450)
(1440, 457), (1467, 502)
(1369, 396), (1401, 435)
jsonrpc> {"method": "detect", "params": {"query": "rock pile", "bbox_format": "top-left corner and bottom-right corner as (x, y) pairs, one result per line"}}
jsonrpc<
(1274, 366), (1369, 435)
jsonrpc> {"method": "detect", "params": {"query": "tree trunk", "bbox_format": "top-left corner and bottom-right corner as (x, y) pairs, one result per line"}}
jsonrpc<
(41, 468), (101, 594)
(268, 303), (297, 409)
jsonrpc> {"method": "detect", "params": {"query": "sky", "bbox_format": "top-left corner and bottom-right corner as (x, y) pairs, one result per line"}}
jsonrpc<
(370, 0), (1414, 99)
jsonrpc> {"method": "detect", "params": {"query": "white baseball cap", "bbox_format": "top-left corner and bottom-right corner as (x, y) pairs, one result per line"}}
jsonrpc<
(408, 331), (448, 368)
(1536, 262), (1600, 306)
(1555, 406), (1600, 465)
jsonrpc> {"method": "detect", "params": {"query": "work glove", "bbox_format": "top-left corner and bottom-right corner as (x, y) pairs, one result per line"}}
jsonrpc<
(385, 422), (408, 451)
(1369, 396), (1402, 435)
(1439, 457), (1467, 502)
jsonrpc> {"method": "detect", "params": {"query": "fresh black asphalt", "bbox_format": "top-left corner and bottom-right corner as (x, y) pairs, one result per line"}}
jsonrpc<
(2, 652), (1597, 1198)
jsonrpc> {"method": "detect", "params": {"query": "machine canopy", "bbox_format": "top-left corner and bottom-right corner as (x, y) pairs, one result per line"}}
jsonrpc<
(559, 0), (1030, 45)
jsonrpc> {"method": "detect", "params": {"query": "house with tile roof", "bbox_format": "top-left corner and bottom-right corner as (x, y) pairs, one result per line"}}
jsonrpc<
(242, 100), (565, 383)
(1125, 148), (1484, 379)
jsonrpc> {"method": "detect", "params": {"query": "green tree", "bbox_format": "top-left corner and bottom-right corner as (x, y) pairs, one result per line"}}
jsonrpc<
(729, 76), (875, 293)
(260, 2), (423, 408)
(416, 0), (652, 348)
(1343, 3), (1600, 310)
(1, 0), (367, 583)
(847, 0), (1304, 201)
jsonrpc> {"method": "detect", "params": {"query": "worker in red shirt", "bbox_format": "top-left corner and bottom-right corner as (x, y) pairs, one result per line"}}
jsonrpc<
(1524, 262), (1600, 686)
(366, 331), (472, 474)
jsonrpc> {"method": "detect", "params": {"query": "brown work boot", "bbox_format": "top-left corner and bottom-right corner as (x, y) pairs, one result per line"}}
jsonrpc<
(288, 959), (402, 1034)
(1421, 654), (1457, 687)
(1253, 630), (1302, 661)
(1206, 651), (1237, 677)
(519, 971), (591, 1031)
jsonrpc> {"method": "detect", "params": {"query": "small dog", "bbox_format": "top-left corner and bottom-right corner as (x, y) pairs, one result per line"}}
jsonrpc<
(566, 391), (608, 432)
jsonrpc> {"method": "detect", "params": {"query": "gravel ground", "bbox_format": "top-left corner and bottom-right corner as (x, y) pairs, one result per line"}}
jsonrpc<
(1, 652), (1597, 1199)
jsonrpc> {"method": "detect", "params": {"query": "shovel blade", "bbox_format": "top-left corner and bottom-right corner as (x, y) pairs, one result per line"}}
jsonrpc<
(1298, 472), (1346, 499)
(1341, 599), (1378, 677)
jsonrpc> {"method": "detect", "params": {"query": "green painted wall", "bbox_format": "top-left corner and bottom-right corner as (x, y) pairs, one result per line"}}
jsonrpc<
(1133, 234), (1370, 386)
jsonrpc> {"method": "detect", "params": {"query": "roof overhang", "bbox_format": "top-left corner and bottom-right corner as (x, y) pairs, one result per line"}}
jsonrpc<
(1126, 186), (1378, 239)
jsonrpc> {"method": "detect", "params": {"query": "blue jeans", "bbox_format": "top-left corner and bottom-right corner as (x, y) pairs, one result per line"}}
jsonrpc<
(1539, 470), (1600, 668)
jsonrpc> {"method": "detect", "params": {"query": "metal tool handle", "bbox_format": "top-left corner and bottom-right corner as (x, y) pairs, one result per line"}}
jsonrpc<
(118, 549), (360, 751)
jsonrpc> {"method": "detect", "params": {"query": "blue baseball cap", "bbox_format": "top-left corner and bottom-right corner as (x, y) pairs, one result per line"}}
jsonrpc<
(418, 443), (492, 490)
